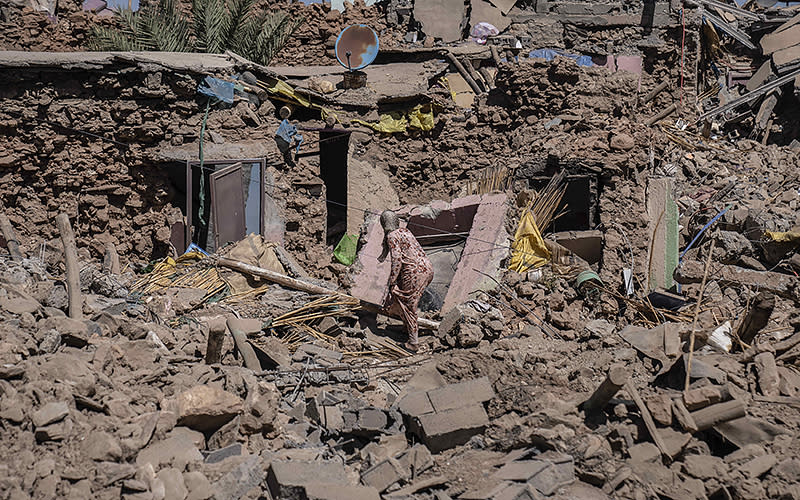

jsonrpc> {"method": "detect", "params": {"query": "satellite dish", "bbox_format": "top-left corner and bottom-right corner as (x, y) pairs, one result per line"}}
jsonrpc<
(335, 24), (379, 71)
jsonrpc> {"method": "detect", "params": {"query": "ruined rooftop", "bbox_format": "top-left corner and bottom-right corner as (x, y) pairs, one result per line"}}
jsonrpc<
(1, 0), (800, 498)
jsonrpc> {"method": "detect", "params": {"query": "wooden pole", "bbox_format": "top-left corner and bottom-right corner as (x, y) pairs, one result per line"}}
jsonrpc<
(445, 51), (483, 95)
(55, 213), (82, 320)
(672, 398), (698, 432)
(690, 399), (745, 431)
(582, 365), (629, 411)
(478, 66), (495, 90)
(0, 214), (23, 262)
(205, 316), (227, 365)
(645, 102), (678, 126)
(685, 239), (715, 393)
(642, 81), (669, 104)
(490, 45), (503, 67)
(625, 381), (670, 459)
(227, 318), (261, 371)
(461, 56), (487, 93)
(217, 257), (440, 331)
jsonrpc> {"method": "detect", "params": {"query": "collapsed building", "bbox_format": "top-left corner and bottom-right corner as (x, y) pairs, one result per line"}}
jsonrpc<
(1, 0), (800, 499)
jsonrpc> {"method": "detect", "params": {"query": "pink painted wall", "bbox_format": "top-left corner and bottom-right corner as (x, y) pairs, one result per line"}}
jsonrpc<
(348, 194), (509, 312)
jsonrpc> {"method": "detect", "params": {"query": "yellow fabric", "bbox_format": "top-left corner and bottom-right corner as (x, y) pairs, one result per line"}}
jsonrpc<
(352, 104), (436, 133)
(353, 111), (408, 133)
(263, 77), (338, 122)
(764, 230), (800, 242)
(508, 211), (551, 273)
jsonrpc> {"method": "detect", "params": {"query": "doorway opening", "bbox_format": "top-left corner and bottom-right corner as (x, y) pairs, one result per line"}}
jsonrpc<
(318, 129), (351, 246)
(529, 174), (598, 232)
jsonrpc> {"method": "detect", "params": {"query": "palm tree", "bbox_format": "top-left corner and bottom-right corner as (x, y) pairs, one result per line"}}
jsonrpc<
(90, 0), (303, 66)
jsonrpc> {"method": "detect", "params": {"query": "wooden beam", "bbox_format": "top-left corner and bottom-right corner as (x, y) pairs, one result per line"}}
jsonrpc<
(217, 257), (440, 331)
(227, 318), (261, 371)
(445, 51), (483, 95)
(625, 381), (670, 459)
(582, 365), (629, 411)
(103, 242), (120, 274)
(205, 316), (227, 365)
(55, 213), (82, 320)
(690, 399), (746, 431)
(0, 214), (23, 262)
(490, 45), (503, 67)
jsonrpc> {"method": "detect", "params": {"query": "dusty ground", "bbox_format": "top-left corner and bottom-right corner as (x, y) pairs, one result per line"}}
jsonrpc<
(1, 0), (800, 499)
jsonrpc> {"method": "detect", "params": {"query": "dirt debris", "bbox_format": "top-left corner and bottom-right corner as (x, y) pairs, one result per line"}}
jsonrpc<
(2, 0), (800, 498)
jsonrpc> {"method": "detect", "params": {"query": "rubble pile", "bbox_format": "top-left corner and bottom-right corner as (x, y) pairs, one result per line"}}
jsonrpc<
(4, 237), (800, 500)
(0, 0), (112, 51)
(2, 0), (800, 497)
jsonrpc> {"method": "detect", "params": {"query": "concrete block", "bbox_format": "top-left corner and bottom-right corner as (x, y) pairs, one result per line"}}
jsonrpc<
(357, 408), (388, 433)
(396, 391), (434, 417)
(426, 377), (494, 413)
(360, 458), (407, 492)
(396, 444), (433, 475)
(267, 460), (348, 500)
(526, 453), (574, 496)
(305, 483), (381, 500)
(214, 455), (264, 500)
(493, 461), (550, 481)
(414, 403), (489, 453)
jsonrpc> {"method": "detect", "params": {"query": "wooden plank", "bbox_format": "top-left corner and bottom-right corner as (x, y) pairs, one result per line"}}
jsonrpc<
(625, 382), (670, 459)
(0, 214), (23, 262)
(55, 213), (82, 320)
(690, 399), (746, 431)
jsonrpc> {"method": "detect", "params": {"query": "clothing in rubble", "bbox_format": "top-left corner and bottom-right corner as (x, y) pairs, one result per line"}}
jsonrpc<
(382, 225), (434, 349)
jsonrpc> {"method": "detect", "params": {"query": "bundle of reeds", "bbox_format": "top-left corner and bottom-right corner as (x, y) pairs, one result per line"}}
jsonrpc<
(465, 165), (512, 196)
(270, 294), (360, 328)
(529, 169), (568, 231)
(129, 256), (225, 295)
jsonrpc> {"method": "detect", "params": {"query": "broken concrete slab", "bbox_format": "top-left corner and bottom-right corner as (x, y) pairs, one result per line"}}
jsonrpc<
(414, 403), (489, 453)
(675, 262), (795, 298)
(551, 230), (603, 265)
(760, 25), (800, 55)
(305, 483), (381, 500)
(774, 44), (800, 74)
(427, 376), (494, 412)
(31, 401), (69, 427)
(471, 0), (511, 33)
(414, 0), (465, 42)
(266, 460), (349, 500)
(213, 455), (264, 500)
(713, 416), (786, 448)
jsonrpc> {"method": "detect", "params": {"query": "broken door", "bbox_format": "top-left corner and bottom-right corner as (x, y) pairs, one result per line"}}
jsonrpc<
(209, 162), (246, 248)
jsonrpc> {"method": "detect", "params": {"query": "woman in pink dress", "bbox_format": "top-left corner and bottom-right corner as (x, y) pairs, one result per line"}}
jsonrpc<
(378, 210), (434, 353)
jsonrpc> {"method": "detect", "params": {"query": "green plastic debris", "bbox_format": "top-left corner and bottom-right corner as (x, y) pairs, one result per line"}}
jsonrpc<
(334, 234), (359, 266)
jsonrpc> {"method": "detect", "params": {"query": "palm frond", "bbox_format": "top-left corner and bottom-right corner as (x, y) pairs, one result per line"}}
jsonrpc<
(89, 0), (302, 63)
(222, 0), (255, 50)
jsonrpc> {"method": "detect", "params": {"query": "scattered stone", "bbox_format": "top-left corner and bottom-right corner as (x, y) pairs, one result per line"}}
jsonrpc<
(175, 385), (243, 432)
(82, 431), (123, 462)
(31, 401), (69, 428)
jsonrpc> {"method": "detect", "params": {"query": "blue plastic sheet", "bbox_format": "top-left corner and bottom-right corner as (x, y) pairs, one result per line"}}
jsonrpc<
(275, 119), (304, 153)
(197, 76), (235, 103)
(529, 48), (594, 67)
